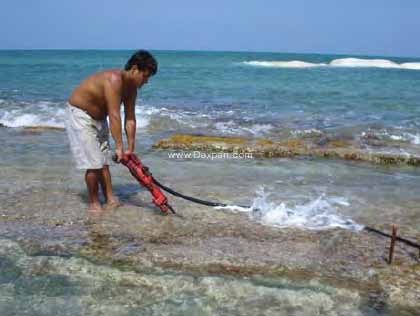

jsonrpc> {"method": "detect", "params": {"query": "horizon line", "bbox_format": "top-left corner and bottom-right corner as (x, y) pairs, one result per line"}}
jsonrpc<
(0, 48), (419, 59)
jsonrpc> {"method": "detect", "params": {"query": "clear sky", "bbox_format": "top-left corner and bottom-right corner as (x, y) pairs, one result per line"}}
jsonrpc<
(1, 0), (419, 57)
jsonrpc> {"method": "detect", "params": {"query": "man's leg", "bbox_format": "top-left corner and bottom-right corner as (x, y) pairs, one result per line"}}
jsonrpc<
(99, 165), (120, 208)
(85, 169), (102, 211)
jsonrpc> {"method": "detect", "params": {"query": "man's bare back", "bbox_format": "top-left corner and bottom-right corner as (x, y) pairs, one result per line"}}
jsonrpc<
(69, 70), (126, 120)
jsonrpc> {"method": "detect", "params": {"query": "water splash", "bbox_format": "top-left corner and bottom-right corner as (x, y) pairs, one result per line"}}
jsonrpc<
(216, 187), (363, 231)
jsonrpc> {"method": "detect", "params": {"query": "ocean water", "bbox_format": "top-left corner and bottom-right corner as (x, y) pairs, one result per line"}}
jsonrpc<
(1, 50), (420, 143)
(1, 50), (420, 315)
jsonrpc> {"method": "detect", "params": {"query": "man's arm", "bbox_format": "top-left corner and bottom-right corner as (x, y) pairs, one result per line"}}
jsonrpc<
(105, 75), (124, 159)
(123, 90), (137, 153)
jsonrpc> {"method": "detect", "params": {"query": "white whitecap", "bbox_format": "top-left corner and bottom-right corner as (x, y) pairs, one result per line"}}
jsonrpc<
(133, 105), (161, 129)
(0, 101), (161, 130)
(411, 134), (420, 145)
(241, 124), (273, 135)
(330, 58), (401, 68)
(0, 105), (65, 128)
(215, 120), (273, 136)
(291, 129), (323, 137)
(398, 63), (420, 70)
(214, 121), (239, 134)
(243, 58), (420, 71)
(243, 60), (326, 68)
(361, 129), (420, 145)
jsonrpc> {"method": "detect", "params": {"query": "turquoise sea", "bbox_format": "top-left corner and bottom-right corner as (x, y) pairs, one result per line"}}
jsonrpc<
(0, 50), (420, 315)
(1, 50), (420, 146)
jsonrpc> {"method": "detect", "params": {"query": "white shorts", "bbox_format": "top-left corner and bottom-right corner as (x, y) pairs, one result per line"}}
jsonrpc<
(65, 103), (110, 169)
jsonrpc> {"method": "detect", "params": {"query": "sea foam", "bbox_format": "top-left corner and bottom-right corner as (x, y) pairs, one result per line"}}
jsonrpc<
(0, 101), (157, 130)
(361, 129), (420, 145)
(214, 120), (273, 136)
(0, 107), (65, 128)
(243, 60), (326, 68)
(243, 58), (420, 70)
(216, 187), (363, 231)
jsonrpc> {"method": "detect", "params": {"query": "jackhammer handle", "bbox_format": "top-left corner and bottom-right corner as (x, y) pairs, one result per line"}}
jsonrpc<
(112, 153), (129, 164)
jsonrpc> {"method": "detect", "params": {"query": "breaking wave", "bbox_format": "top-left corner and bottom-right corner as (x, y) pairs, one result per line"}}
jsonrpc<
(0, 101), (274, 137)
(361, 129), (420, 145)
(243, 58), (420, 70)
(0, 101), (66, 128)
(243, 61), (326, 68)
(0, 101), (156, 130)
(214, 120), (273, 136)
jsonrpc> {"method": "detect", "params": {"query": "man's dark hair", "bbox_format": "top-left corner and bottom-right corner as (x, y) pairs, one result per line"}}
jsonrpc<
(124, 50), (157, 75)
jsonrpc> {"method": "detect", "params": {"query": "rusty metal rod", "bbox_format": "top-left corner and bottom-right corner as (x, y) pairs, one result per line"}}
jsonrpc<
(388, 225), (397, 264)
(364, 226), (419, 250)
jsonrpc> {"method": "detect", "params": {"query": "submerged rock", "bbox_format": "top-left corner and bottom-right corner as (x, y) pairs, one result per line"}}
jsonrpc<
(22, 126), (65, 133)
(154, 134), (420, 166)
(0, 238), (380, 316)
(1, 194), (419, 314)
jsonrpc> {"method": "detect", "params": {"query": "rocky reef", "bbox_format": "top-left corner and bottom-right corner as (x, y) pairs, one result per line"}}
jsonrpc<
(154, 134), (420, 166)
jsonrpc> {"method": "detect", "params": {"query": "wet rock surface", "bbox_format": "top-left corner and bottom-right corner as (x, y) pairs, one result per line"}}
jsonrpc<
(22, 126), (66, 133)
(0, 237), (378, 316)
(154, 134), (420, 166)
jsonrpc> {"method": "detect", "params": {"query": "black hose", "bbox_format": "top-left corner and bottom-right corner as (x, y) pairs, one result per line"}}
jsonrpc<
(364, 226), (420, 249)
(152, 176), (228, 207)
(151, 176), (420, 250)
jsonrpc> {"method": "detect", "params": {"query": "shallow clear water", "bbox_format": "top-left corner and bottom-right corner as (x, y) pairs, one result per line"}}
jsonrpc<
(0, 238), (393, 316)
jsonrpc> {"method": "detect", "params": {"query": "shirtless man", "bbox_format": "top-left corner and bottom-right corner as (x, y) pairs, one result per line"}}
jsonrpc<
(65, 50), (157, 212)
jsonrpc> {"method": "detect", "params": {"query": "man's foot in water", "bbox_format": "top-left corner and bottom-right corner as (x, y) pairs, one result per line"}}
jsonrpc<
(105, 196), (121, 210)
(88, 202), (103, 213)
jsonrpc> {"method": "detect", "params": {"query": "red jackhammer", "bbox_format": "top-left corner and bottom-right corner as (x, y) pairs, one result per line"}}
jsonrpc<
(117, 153), (176, 214)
